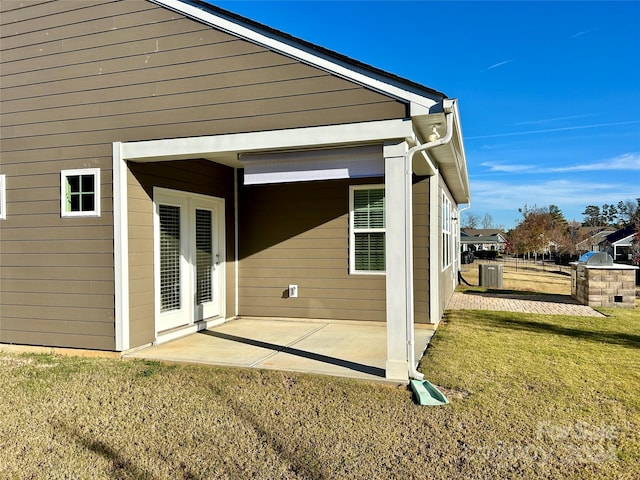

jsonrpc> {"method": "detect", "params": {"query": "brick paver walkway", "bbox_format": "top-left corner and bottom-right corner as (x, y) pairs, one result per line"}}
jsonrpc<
(447, 291), (604, 317)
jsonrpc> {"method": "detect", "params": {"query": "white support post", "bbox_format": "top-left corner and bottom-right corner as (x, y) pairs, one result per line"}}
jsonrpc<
(113, 142), (130, 351)
(429, 174), (440, 324)
(384, 141), (410, 381)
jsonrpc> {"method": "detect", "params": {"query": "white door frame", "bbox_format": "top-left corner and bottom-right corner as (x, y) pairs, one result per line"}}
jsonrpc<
(153, 187), (226, 334)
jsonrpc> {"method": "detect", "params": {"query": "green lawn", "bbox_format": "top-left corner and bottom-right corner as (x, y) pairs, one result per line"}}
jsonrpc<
(1, 307), (638, 479)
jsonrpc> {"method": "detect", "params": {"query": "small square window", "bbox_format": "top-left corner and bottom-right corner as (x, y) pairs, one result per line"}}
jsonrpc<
(0, 174), (6, 220)
(61, 168), (100, 217)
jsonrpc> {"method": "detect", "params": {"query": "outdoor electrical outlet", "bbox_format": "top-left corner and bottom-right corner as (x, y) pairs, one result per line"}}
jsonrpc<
(288, 285), (298, 298)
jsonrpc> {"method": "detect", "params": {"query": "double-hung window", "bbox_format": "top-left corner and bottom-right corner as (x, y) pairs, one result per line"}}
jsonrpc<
(350, 185), (385, 274)
(61, 168), (100, 217)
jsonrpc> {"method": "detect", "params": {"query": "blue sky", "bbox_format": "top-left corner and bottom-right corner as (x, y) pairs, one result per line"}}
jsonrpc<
(214, 1), (640, 229)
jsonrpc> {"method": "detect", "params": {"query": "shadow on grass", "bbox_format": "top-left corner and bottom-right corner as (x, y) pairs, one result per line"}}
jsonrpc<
(199, 330), (385, 378)
(52, 421), (177, 480)
(479, 315), (640, 349)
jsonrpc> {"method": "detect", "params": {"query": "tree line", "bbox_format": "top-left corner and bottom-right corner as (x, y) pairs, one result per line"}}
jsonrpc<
(507, 198), (640, 261)
(462, 199), (640, 263)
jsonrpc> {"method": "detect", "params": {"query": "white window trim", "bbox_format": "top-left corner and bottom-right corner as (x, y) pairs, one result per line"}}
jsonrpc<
(0, 174), (6, 220)
(60, 168), (101, 217)
(349, 184), (386, 275)
(442, 191), (452, 271)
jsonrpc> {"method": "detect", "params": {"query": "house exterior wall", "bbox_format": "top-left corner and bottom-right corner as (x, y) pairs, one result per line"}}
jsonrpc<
(412, 176), (431, 324)
(0, 0), (407, 349)
(237, 177), (387, 322)
(237, 173), (431, 324)
(438, 180), (457, 317)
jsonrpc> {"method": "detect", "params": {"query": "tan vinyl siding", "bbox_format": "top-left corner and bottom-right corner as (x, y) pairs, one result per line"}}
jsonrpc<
(0, 0), (406, 349)
(238, 178), (386, 322)
(412, 176), (430, 324)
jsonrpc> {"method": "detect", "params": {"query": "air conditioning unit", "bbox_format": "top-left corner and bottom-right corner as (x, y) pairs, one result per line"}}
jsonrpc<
(479, 264), (503, 288)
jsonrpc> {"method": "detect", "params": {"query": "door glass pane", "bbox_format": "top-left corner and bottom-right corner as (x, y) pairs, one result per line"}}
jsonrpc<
(195, 209), (213, 305)
(159, 205), (181, 312)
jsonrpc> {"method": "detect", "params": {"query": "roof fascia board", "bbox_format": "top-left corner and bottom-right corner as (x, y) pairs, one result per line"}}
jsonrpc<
(151, 0), (444, 111)
(121, 118), (415, 162)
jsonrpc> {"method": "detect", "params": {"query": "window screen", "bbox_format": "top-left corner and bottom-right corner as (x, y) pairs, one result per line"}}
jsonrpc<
(159, 205), (181, 312)
(195, 209), (213, 305)
(351, 187), (385, 273)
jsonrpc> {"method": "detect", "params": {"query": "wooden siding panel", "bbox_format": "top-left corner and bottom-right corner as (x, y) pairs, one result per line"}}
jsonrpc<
(1, 5), (183, 52)
(0, 279), (114, 296)
(0, 330), (114, 351)
(413, 176), (430, 323)
(1, 102), (402, 152)
(0, 318), (114, 337)
(1, 292), (114, 309)
(1, 0), (123, 23)
(1, 63), (323, 114)
(2, 90), (393, 139)
(1, 15), (205, 65)
(1, 266), (114, 282)
(238, 306), (383, 323)
(2, 304), (113, 323)
(0, 0), (407, 349)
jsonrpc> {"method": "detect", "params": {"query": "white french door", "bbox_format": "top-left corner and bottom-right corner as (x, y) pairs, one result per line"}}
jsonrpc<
(154, 188), (224, 333)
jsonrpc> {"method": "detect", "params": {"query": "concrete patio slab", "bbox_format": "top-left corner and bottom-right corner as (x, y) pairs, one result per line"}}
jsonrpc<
(125, 318), (435, 383)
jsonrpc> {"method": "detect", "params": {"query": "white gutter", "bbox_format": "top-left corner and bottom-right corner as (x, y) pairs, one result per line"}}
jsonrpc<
(406, 101), (455, 381)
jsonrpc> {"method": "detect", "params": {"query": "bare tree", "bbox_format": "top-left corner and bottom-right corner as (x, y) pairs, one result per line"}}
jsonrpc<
(463, 213), (480, 229)
(481, 213), (494, 229)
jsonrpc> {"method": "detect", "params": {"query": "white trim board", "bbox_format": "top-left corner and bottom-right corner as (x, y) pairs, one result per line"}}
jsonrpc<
(120, 119), (414, 163)
(113, 142), (130, 351)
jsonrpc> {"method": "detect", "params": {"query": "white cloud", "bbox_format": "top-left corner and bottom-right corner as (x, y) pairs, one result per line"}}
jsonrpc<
(466, 120), (640, 140)
(545, 153), (640, 172)
(513, 113), (599, 126)
(468, 178), (639, 227)
(571, 28), (597, 39)
(486, 59), (514, 70)
(480, 162), (536, 173)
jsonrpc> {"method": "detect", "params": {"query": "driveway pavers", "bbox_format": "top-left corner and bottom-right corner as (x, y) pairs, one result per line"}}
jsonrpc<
(447, 291), (604, 317)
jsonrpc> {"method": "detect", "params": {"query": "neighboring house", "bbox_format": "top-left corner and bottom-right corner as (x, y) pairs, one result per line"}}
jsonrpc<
(0, 0), (470, 381)
(575, 228), (617, 254)
(599, 225), (636, 263)
(460, 229), (507, 253)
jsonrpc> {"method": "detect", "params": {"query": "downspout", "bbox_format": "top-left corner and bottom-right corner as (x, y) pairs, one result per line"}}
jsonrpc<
(406, 102), (455, 380)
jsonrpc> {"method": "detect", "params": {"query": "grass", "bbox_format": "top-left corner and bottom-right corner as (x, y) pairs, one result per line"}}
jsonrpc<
(1, 268), (638, 478)
(459, 258), (572, 295)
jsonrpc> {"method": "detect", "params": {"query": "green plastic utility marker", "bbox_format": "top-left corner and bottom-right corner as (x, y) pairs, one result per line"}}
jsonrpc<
(410, 379), (449, 406)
